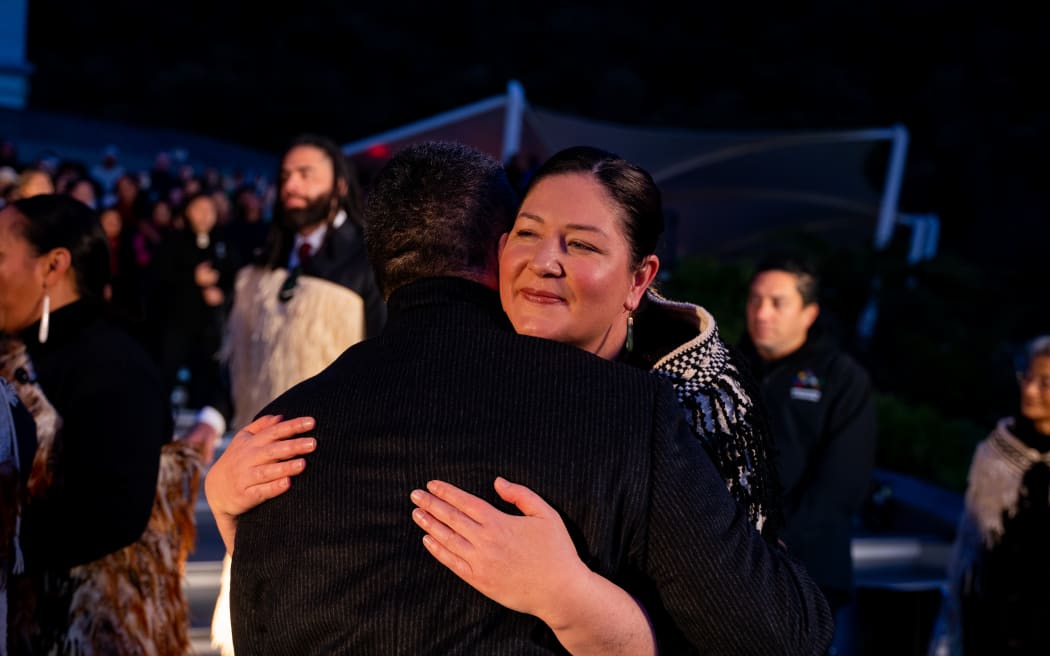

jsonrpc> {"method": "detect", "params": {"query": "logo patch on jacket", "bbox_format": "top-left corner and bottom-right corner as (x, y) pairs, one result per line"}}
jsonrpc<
(789, 369), (822, 402)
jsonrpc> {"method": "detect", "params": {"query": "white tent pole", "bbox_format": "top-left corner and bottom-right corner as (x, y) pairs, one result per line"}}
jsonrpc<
(649, 127), (900, 183)
(502, 80), (526, 163)
(341, 94), (507, 157)
(874, 123), (910, 250)
(908, 215), (927, 265)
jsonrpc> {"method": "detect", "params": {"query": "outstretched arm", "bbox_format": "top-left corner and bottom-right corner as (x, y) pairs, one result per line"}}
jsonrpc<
(204, 414), (317, 553)
(410, 477), (656, 656)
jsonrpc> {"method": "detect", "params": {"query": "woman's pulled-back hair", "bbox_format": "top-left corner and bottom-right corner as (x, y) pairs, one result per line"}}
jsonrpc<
(12, 194), (111, 301)
(523, 145), (664, 267)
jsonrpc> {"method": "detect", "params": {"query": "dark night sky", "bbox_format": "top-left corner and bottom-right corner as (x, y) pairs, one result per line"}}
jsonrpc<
(21, 2), (1048, 266)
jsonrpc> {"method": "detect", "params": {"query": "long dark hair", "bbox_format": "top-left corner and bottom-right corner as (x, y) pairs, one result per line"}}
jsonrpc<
(258, 133), (365, 269)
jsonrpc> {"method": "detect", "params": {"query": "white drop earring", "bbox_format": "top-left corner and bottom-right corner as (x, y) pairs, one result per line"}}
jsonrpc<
(38, 291), (50, 344)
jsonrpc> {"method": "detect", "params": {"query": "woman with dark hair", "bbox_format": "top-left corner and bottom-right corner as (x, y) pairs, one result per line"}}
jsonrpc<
(206, 146), (787, 654)
(407, 146), (785, 653)
(432, 145), (782, 540)
(0, 194), (203, 653)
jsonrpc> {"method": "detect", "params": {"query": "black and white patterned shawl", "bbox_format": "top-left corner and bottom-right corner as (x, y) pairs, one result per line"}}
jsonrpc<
(639, 290), (784, 543)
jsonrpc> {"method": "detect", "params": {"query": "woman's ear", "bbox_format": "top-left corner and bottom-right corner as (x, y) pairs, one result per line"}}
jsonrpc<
(43, 248), (73, 282)
(625, 255), (660, 310)
(498, 232), (509, 256)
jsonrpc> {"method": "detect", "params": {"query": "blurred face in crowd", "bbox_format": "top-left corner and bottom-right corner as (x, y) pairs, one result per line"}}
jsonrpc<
(115, 175), (138, 206)
(0, 207), (48, 334)
(211, 190), (231, 225)
(182, 177), (202, 197)
(152, 200), (173, 228)
(1019, 354), (1050, 433)
(99, 208), (122, 240)
(746, 270), (819, 361)
(69, 179), (98, 209)
(18, 170), (54, 199)
(498, 172), (656, 361)
(279, 145), (338, 232)
(237, 189), (262, 223)
(185, 195), (218, 235)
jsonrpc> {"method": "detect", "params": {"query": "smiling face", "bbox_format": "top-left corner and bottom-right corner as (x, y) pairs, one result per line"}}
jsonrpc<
(498, 172), (656, 360)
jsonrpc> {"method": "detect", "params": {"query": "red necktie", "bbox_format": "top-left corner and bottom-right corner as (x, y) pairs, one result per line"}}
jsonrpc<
(298, 242), (313, 268)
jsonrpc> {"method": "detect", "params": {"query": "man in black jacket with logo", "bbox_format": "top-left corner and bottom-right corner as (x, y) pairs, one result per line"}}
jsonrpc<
(740, 253), (877, 641)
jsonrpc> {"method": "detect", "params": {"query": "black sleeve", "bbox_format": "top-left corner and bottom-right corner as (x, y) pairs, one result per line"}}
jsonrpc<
(643, 383), (835, 654)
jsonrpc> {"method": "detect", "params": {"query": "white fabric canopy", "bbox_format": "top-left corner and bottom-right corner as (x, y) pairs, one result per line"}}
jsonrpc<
(344, 81), (910, 260)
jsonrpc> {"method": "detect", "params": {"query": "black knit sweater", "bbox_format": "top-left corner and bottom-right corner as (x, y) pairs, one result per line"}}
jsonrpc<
(232, 278), (832, 655)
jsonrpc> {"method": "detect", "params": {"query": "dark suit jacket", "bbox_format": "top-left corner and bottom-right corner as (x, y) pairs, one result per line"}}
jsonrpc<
(232, 278), (832, 655)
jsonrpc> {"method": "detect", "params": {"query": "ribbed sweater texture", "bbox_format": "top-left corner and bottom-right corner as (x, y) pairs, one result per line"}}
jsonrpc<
(232, 278), (832, 655)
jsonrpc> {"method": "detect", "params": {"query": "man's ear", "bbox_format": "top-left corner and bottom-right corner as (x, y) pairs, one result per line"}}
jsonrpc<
(802, 302), (820, 331)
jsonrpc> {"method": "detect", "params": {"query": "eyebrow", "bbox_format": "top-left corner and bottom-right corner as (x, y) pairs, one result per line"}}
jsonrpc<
(516, 212), (607, 235)
(750, 291), (791, 301)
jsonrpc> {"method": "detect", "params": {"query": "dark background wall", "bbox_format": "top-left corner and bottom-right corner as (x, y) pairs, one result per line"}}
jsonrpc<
(23, 1), (1047, 323)
(17, 1), (1050, 495)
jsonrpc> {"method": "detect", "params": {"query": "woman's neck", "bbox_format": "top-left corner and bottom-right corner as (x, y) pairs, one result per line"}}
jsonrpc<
(47, 282), (80, 315)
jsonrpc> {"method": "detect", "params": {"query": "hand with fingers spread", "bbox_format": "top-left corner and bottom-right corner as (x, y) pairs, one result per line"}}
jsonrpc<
(410, 477), (656, 656)
(204, 414), (317, 553)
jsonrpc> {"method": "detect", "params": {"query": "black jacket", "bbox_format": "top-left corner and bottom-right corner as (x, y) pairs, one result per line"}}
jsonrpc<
(232, 278), (832, 655)
(150, 227), (237, 341)
(740, 326), (877, 596)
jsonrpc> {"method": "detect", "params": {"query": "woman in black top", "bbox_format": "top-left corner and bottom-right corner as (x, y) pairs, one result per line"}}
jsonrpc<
(0, 194), (194, 653)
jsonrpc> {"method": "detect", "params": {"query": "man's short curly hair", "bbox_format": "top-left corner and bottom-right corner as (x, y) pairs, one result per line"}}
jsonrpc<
(364, 141), (519, 298)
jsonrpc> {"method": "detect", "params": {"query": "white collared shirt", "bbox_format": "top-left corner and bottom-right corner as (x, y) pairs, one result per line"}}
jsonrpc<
(289, 209), (347, 269)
